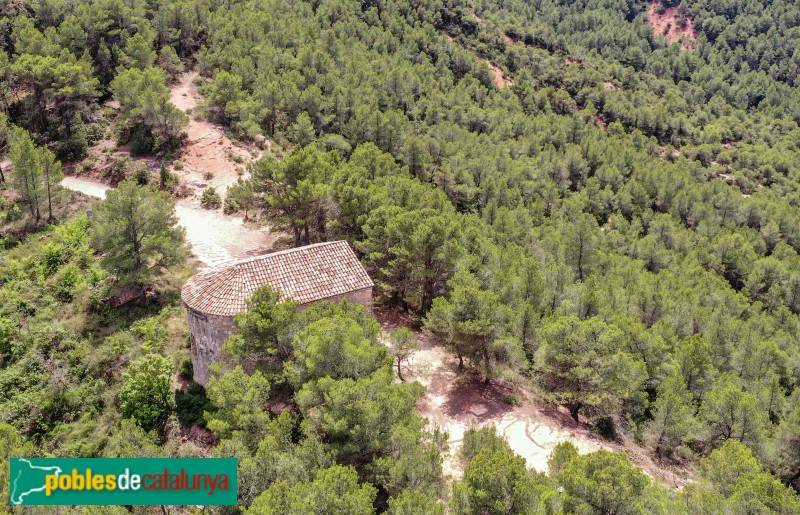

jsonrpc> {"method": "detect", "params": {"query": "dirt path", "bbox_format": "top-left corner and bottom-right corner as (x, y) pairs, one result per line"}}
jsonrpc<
(169, 72), (262, 196)
(480, 58), (513, 89)
(376, 310), (604, 479)
(376, 309), (692, 487)
(61, 176), (278, 267)
(62, 71), (281, 266)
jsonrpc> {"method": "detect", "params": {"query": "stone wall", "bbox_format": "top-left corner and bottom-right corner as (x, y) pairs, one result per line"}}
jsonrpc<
(186, 306), (237, 385)
(186, 287), (373, 385)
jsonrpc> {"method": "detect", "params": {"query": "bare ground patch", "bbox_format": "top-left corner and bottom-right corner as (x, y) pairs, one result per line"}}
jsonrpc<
(646, 1), (697, 51)
(63, 70), (283, 267)
(375, 308), (694, 487)
(169, 72), (263, 197)
(480, 59), (514, 89)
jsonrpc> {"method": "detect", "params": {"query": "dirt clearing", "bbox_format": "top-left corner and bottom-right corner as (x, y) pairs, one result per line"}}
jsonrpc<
(61, 176), (279, 267)
(62, 70), (281, 267)
(169, 72), (262, 196)
(646, 1), (697, 51)
(480, 59), (513, 89)
(376, 309), (692, 487)
(377, 310), (604, 478)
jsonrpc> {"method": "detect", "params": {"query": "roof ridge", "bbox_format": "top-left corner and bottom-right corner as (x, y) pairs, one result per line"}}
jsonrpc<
(181, 240), (373, 316)
(214, 240), (349, 268)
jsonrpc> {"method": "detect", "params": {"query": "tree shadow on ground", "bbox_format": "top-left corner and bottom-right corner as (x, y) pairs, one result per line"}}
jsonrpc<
(441, 377), (514, 423)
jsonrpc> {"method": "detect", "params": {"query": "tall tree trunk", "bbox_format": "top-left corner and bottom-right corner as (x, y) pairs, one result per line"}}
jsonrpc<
(44, 163), (54, 222)
(483, 347), (491, 385)
(23, 173), (35, 218)
(655, 431), (665, 458)
(421, 278), (435, 313)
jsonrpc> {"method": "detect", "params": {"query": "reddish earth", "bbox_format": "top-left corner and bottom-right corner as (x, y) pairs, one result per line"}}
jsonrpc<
(63, 71), (282, 267)
(178, 424), (218, 456)
(169, 72), (263, 195)
(480, 58), (513, 89)
(441, 30), (511, 89)
(375, 309), (691, 486)
(646, 1), (697, 51)
(563, 56), (584, 67)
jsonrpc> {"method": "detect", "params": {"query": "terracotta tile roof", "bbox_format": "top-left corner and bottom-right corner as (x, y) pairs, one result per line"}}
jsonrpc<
(182, 241), (373, 316)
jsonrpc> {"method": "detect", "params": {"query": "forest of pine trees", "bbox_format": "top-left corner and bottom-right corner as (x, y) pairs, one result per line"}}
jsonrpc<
(2, 0), (800, 512)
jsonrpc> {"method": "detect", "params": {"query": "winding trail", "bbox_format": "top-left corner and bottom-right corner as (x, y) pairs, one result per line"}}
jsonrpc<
(61, 176), (278, 267)
(376, 309), (604, 479)
(62, 71), (279, 266)
(376, 309), (691, 488)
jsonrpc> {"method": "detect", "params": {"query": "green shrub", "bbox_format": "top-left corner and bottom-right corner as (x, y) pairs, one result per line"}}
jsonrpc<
(51, 263), (84, 302)
(0, 198), (22, 224)
(132, 163), (150, 185)
(107, 156), (131, 182)
(104, 331), (136, 356)
(0, 317), (15, 358)
(41, 242), (65, 275)
(129, 126), (156, 156)
(132, 315), (167, 353)
(119, 354), (174, 431)
(227, 151), (245, 164)
(159, 164), (178, 190)
(594, 416), (618, 441)
(223, 195), (240, 215)
(175, 384), (212, 427)
(200, 187), (222, 209)
(178, 358), (193, 381)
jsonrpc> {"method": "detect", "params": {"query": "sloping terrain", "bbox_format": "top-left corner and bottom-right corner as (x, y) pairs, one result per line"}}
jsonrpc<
(646, 1), (698, 50)
(377, 309), (692, 488)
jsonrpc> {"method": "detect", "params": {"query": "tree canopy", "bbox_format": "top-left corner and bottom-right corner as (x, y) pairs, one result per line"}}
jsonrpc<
(91, 178), (186, 290)
(3, 0), (800, 509)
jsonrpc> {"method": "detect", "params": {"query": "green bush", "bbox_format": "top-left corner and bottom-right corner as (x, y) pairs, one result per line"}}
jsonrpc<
(119, 354), (174, 431)
(0, 198), (22, 224)
(159, 164), (178, 190)
(51, 263), (84, 302)
(0, 317), (15, 358)
(132, 315), (167, 353)
(175, 384), (212, 427)
(107, 156), (131, 182)
(227, 151), (245, 164)
(132, 163), (151, 185)
(41, 242), (64, 275)
(200, 187), (222, 209)
(129, 125), (156, 156)
(223, 195), (240, 215)
(178, 358), (193, 381)
(593, 417), (618, 441)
